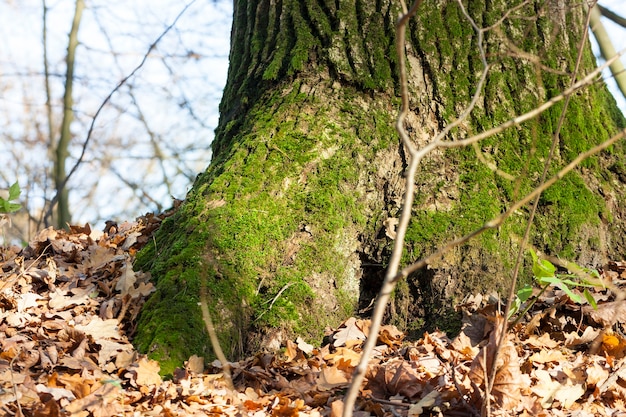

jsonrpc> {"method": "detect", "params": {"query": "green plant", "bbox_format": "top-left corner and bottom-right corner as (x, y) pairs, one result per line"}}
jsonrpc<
(509, 249), (603, 320)
(0, 182), (22, 214)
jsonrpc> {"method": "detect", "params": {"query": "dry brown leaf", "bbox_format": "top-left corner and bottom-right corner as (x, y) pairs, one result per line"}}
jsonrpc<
(469, 316), (522, 410)
(524, 333), (560, 349)
(333, 317), (366, 347)
(531, 369), (585, 409)
(75, 317), (120, 341)
(65, 382), (124, 417)
(126, 356), (162, 386)
(115, 261), (137, 295)
(324, 347), (362, 366)
(378, 324), (404, 347)
(583, 301), (626, 327)
(528, 349), (568, 364)
(284, 339), (298, 362)
(408, 390), (439, 416)
(35, 383), (76, 401)
(317, 366), (349, 390)
(97, 340), (134, 367)
(296, 336), (314, 354)
(330, 399), (344, 417)
(186, 354), (205, 373)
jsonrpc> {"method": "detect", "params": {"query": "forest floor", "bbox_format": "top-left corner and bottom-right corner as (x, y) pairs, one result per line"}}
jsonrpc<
(2, 212), (626, 417)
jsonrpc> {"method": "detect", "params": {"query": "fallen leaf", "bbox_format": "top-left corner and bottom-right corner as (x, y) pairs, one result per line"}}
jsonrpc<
(317, 366), (349, 390)
(125, 357), (162, 386)
(333, 317), (366, 347)
(75, 317), (120, 341)
(583, 301), (626, 327)
(528, 349), (567, 364)
(408, 390), (439, 416)
(186, 355), (205, 373)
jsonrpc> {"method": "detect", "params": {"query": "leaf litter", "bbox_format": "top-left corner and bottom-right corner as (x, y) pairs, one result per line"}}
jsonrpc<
(2, 213), (626, 416)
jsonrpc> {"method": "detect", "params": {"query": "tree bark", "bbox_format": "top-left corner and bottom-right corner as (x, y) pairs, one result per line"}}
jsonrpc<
(134, 0), (626, 374)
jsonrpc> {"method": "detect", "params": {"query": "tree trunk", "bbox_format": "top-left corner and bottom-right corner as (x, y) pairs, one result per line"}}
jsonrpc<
(134, 0), (626, 374)
(54, 0), (84, 229)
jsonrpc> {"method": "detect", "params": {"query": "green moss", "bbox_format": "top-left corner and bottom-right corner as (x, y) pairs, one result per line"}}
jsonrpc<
(135, 78), (398, 372)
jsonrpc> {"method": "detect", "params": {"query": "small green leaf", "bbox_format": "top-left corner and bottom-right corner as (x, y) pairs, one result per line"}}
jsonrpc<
(508, 297), (521, 319)
(0, 182), (22, 214)
(8, 182), (20, 201)
(516, 284), (533, 302)
(530, 250), (556, 279)
(538, 276), (583, 303)
(583, 289), (598, 309)
(101, 379), (123, 389)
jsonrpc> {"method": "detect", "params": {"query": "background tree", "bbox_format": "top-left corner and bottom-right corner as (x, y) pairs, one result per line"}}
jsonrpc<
(52, 0), (83, 228)
(134, 0), (626, 374)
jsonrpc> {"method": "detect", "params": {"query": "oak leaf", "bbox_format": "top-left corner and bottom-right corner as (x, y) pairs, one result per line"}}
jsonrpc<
(125, 356), (162, 386)
(333, 317), (366, 347)
(317, 366), (349, 390)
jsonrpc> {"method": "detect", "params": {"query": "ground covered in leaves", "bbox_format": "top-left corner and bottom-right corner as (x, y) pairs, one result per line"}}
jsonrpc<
(2, 213), (626, 416)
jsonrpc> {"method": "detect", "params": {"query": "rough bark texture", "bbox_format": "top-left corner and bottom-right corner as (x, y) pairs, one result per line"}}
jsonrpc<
(134, 0), (626, 374)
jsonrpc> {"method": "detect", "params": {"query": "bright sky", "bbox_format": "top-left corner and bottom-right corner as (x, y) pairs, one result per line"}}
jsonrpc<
(0, 0), (232, 228)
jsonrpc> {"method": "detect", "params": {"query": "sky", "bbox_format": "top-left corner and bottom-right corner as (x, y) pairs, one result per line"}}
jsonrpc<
(0, 0), (626, 237)
(0, 0), (232, 231)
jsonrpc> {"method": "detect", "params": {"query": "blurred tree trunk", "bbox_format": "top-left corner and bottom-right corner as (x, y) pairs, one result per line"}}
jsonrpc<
(134, 0), (626, 374)
(53, 0), (84, 229)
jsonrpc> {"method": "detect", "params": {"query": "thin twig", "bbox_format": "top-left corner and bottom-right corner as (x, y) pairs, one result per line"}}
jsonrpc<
(486, 5), (594, 414)
(255, 282), (296, 321)
(199, 285), (236, 396)
(9, 352), (23, 417)
(395, 127), (626, 283)
(437, 46), (626, 149)
(342, 2), (424, 415)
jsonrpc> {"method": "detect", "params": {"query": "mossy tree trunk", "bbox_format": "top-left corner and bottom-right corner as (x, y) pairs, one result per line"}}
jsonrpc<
(134, 0), (626, 374)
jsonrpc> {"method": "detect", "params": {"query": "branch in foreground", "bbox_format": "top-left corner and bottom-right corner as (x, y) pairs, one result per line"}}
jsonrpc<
(398, 128), (626, 282)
